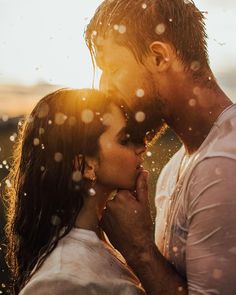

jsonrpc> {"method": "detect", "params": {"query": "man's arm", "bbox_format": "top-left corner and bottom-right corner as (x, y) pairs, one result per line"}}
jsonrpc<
(101, 171), (188, 295)
(185, 157), (236, 294)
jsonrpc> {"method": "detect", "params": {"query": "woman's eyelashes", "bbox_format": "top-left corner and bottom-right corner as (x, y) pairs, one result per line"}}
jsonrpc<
(119, 134), (132, 146)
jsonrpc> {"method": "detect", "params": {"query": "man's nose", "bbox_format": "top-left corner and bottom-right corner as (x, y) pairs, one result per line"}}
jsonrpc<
(99, 72), (111, 94)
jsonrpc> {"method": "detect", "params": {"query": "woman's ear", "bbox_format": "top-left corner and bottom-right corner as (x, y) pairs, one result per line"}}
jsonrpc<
(149, 41), (174, 72)
(83, 157), (98, 181)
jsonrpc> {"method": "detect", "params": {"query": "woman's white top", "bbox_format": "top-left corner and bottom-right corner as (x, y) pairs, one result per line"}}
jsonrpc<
(20, 228), (145, 295)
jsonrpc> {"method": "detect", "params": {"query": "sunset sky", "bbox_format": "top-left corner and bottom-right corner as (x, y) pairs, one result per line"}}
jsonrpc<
(0, 0), (235, 95)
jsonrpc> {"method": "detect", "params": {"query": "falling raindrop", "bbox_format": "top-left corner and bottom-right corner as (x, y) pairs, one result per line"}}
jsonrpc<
(113, 24), (119, 31)
(81, 109), (94, 124)
(54, 152), (63, 162)
(51, 215), (61, 226)
(118, 25), (126, 34)
(135, 111), (146, 122)
(55, 113), (67, 125)
(136, 88), (145, 97)
(72, 171), (82, 182)
(190, 61), (201, 71)
(89, 188), (96, 196)
(212, 269), (223, 279)
(33, 138), (40, 146)
(188, 99), (197, 107)
(142, 3), (147, 9)
(146, 151), (152, 157)
(155, 23), (166, 35)
(39, 128), (45, 135)
(91, 30), (97, 37)
(2, 114), (9, 122)
(37, 103), (49, 118)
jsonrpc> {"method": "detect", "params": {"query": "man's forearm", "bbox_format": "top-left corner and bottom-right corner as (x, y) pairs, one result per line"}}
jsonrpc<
(126, 243), (188, 295)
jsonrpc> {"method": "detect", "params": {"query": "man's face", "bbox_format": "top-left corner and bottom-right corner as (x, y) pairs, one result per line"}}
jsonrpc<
(96, 38), (157, 111)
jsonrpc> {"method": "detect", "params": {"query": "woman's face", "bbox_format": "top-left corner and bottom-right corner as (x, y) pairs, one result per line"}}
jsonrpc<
(96, 103), (146, 190)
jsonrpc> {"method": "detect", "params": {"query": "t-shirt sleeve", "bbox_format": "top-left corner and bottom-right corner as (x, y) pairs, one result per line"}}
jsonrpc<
(185, 157), (236, 295)
(20, 273), (146, 295)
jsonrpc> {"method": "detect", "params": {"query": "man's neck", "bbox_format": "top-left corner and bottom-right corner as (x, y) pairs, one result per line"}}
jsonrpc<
(165, 78), (232, 154)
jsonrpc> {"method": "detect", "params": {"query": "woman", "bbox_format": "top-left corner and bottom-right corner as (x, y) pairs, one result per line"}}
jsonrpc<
(5, 88), (155, 294)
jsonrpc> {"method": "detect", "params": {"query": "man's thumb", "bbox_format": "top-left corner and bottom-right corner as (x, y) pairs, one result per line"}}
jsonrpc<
(136, 170), (149, 202)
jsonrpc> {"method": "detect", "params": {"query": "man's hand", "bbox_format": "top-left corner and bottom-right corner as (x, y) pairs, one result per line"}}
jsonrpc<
(100, 170), (154, 262)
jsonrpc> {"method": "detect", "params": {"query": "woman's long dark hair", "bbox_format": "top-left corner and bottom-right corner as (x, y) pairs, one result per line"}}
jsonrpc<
(4, 88), (115, 294)
(4, 87), (161, 294)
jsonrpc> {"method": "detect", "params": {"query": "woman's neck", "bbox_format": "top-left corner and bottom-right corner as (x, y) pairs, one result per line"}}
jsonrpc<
(74, 183), (112, 239)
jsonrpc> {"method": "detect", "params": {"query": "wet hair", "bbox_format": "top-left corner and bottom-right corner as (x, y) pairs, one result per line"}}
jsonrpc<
(85, 0), (210, 74)
(4, 88), (159, 294)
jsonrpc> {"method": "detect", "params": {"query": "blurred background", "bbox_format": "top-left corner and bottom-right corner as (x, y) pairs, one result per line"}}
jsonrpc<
(0, 0), (235, 293)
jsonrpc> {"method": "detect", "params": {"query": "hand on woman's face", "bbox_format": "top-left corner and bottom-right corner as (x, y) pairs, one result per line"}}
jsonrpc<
(96, 103), (146, 191)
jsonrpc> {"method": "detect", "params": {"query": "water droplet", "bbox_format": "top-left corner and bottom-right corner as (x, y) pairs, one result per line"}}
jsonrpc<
(190, 61), (201, 71)
(33, 138), (40, 146)
(188, 98), (197, 107)
(173, 246), (178, 253)
(37, 103), (49, 118)
(91, 30), (97, 37)
(177, 286), (183, 292)
(142, 3), (147, 9)
(146, 151), (152, 157)
(40, 166), (45, 171)
(24, 192), (27, 196)
(39, 128), (45, 135)
(2, 114), (9, 122)
(54, 152), (63, 162)
(212, 268), (223, 279)
(81, 109), (94, 124)
(169, 18), (173, 22)
(51, 215), (61, 226)
(155, 23), (166, 35)
(135, 111), (146, 122)
(134, 210), (138, 214)
(9, 134), (16, 142)
(114, 24), (119, 31)
(48, 120), (52, 125)
(118, 25), (126, 34)
(72, 171), (82, 182)
(55, 112), (67, 125)
(136, 88), (145, 97)
(89, 188), (96, 196)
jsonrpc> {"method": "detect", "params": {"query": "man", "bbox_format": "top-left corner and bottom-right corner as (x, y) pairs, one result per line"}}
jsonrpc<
(85, 0), (236, 294)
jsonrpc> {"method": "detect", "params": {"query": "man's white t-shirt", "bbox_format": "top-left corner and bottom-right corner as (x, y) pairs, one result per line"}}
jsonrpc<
(155, 104), (236, 294)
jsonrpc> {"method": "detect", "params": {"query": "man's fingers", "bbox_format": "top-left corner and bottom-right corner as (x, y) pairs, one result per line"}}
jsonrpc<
(136, 170), (149, 202)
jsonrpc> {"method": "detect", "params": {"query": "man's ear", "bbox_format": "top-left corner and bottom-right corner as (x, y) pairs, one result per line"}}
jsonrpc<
(149, 41), (174, 72)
